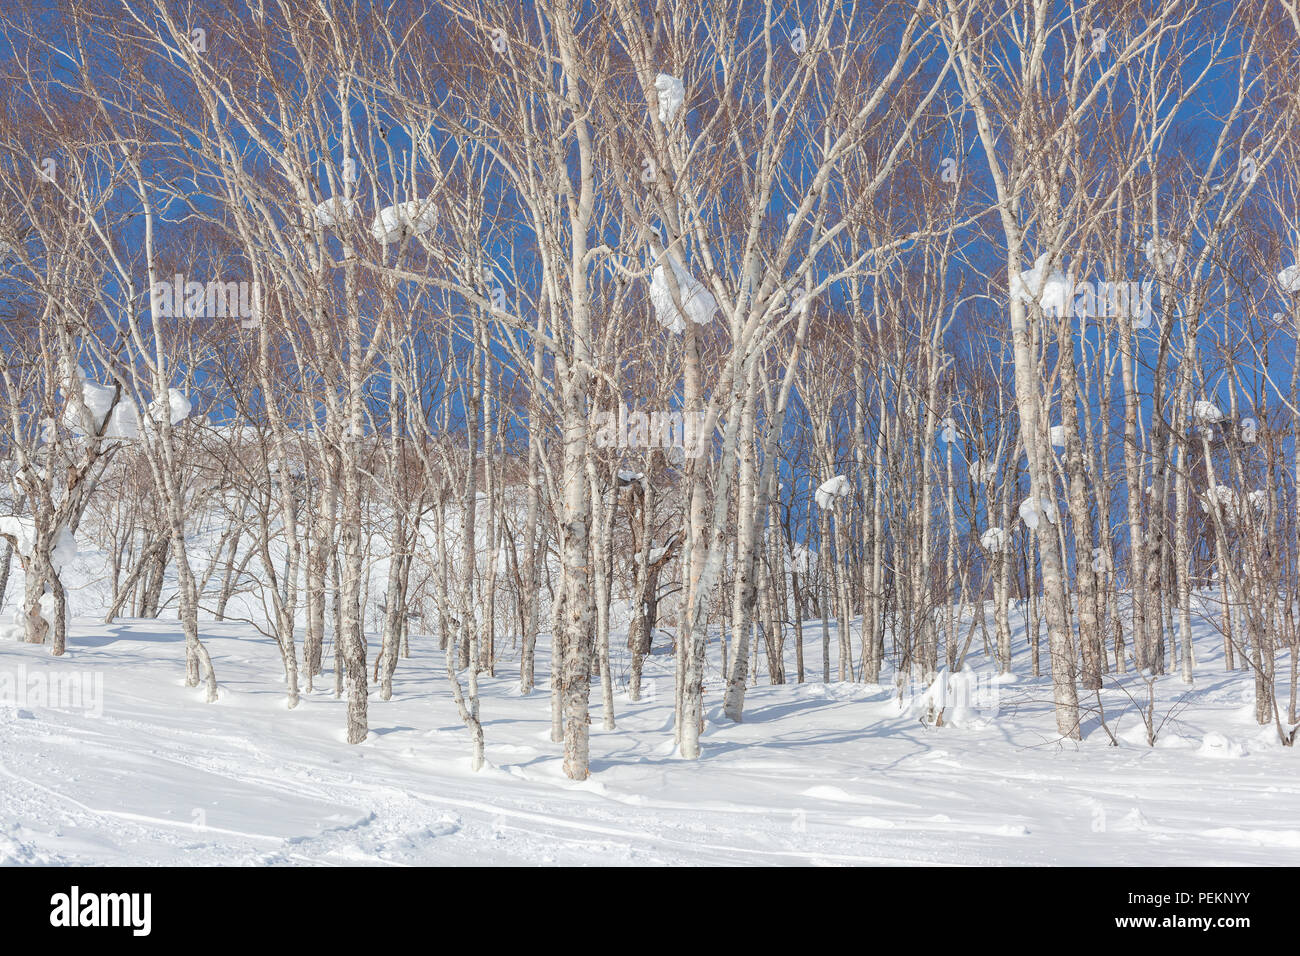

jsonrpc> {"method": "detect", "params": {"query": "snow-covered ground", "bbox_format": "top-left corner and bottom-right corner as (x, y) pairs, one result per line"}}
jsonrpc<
(2, 599), (1296, 865)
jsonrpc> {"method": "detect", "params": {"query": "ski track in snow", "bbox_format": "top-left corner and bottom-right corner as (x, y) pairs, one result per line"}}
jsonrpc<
(1, 606), (1297, 866)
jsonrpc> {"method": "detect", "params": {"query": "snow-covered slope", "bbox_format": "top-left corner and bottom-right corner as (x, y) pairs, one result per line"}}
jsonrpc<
(1, 596), (1295, 865)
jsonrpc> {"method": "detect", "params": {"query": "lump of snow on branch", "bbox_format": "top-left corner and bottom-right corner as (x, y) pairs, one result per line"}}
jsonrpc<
(1277, 265), (1300, 294)
(149, 390), (193, 427)
(51, 527), (77, 572)
(980, 526), (1008, 553)
(655, 74), (685, 124)
(370, 200), (437, 243)
(814, 474), (851, 510)
(1010, 254), (1070, 317)
(940, 418), (957, 443)
(1143, 236), (1180, 272)
(313, 196), (358, 228)
(785, 544), (812, 574)
(1200, 485), (1267, 521)
(63, 370), (118, 437)
(1201, 484), (1238, 520)
(969, 458), (994, 485)
(37, 592), (55, 626)
(1018, 496), (1057, 530)
(1192, 400), (1224, 423)
(649, 254), (717, 333)
(103, 403), (141, 440)
(633, 543), (670, 566)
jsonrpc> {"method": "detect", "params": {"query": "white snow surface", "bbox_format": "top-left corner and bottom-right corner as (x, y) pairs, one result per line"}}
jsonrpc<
(633, 544), (669, 566)
(2, 510), (1298, 865)
(49, 528), (77, 573)
(1, 592), (1296, 864)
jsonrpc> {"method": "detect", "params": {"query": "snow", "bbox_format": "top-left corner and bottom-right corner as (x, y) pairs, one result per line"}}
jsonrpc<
(1201, 484), (1239, 519)
(50, 528), (77, 573)
(61, 383), (186, 441)
(969, 459), (993, 485)
(939, 418), (957, 443)
(980, 527), (1008, 553)
(1, 481), (1295, 867)
(1197, 732), (1244, 760)
(633, 545), (669, 566)
(371, 200), (437, 243)
(788, 288), (811, 316)
(1277, 265), (1300, 293)
(1011, 254), (1070, 317)
(814, 474), (851, 509)
(61, 366), (119, 438)
(0, 516), (35, 558)
(1192, 400), (1224, 423)
(1018, 496), (1057, 530)
(1143, 236), (1180, 271)
(149, 390), (192, 427)
(648, 254), (717, 332)
(63, 381), (116, 436)
(784, 544), (812, 574)
(102, 403), (141, 440)
(903, 668), (993, 729)
(1, 592), (1296, 865)
(654, 74), (684, 124)
(313, 196), (358, 228)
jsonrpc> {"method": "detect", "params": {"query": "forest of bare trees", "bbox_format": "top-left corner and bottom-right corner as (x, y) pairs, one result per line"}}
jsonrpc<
(2, 0), (1300, 782)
